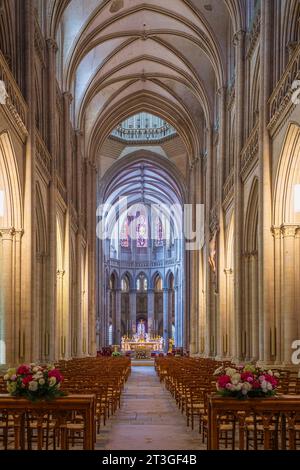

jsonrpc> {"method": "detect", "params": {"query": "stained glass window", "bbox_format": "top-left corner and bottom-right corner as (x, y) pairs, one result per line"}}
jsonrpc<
(155, 216), (164, 246)
(120, 218), (129, 247)
(136, 214), (148, 248)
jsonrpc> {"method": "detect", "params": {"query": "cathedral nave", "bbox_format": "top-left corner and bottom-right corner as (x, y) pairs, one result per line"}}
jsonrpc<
(0, 0), (300, 453)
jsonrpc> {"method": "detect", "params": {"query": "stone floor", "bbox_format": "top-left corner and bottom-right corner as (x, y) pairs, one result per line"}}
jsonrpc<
(96, 366), (205, 450)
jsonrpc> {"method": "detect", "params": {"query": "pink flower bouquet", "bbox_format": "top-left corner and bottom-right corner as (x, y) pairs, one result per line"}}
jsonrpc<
(4, 363), (65, 402)
(213, 364), (280, 399)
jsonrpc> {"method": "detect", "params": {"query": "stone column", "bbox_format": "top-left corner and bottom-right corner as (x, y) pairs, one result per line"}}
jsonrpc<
(282, 225), (299, 364)
(62, 92), (73, 358)
(163, 288), (169, 352)
(35, 253), (46, 362)
(0, 229), (14, 364)
(224, 269), (233, 357)
(115, 288), (121, 346)
(272, 227), (282, 363)
(56, 270), (65, 358)
(14, 230), (23, 363)
(217, 87), (227, 359)
(189, 158), (197, 355)
(259, 0), (274, 363)
(81, 282), (87, 355)
(75, 130), (83, 356)
(174, 286), (179, 346)
(233, 29), (246, 361)
(21, 0), (36, 362)
(244, 254), (250, 361)
(105, 287), (111, 346)
(87, 162), (97, 356)
(111, 289), (116, 344)
(46, 37), (58, 361)
(178, 274), (184, 347)
(205, 128), (213, 357)
(250, 252), (259, 361)
(147, 288), (155, 336)
(63, 93), (73, 194)
(130, 290), (137, 336)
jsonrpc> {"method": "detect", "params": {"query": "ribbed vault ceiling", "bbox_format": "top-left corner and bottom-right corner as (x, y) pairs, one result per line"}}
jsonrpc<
(50, 0), (244, 162)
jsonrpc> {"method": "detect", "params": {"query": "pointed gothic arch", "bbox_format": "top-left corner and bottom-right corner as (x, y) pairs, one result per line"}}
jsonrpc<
(272, 123), (300, 364)
(0, 131), (23, 364)
(0, 131), (22, 229)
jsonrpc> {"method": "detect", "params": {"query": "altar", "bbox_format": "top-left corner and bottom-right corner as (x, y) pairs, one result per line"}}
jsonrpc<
(121, 319), (164, 356)
(123, 339), (163, 353)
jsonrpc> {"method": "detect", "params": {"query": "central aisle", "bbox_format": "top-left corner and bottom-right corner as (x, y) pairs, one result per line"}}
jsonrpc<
(97, 365), (204, 450)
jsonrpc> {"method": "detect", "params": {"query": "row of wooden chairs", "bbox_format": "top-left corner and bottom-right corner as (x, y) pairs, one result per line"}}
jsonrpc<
(0, 356), (131, 450)
(156, 357), (300, 450)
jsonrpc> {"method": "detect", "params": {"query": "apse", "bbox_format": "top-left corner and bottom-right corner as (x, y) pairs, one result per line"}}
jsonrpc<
(96, 153), (186, 352)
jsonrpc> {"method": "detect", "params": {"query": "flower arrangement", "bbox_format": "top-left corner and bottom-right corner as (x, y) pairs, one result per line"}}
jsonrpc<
(213, 364), (280, 399)
(111, 351), (122, 357)
(4, 363), (65, 402)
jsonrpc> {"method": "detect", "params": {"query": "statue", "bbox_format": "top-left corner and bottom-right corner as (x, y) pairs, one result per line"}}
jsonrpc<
(137, 319), (146, 340)
(208, 231), (217, 272)
(0, 80), (8, 105)
(168, 338), (174, 354)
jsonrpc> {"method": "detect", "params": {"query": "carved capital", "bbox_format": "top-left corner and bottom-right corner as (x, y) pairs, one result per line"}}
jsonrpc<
(57, 269), (65, 278)
(233, 29), (246, 46)
(0, 227), (17, 239)
(271, 226), (282, 239)
(63, 91), (73, 104)
(281, 224), (300, 238)
(46, 38), (58, 53)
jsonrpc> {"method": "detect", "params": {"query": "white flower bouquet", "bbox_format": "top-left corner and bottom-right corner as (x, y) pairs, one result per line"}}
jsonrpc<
(213, 364), (280, 399)
(4, 363), (65, 402)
